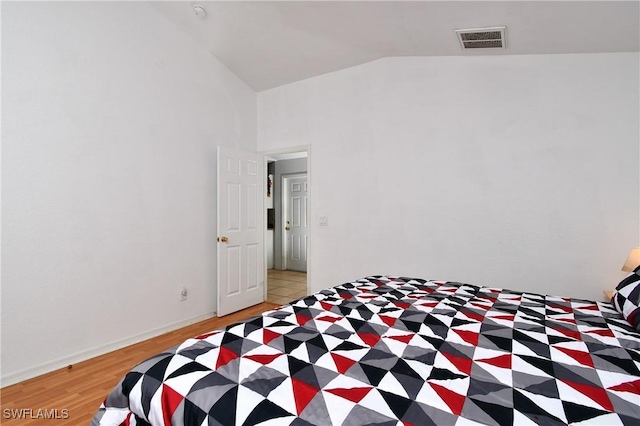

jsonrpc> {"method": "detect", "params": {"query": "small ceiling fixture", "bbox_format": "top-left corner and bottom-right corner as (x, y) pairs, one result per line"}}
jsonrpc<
(455, 26), (507, 50)
(193, 5), (207, 19)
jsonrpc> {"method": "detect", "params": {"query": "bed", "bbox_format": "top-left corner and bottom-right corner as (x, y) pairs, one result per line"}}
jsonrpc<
(92, 275), (640, 425)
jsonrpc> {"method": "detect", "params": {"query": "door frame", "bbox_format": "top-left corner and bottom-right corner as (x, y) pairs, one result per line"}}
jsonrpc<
(281, 172), (308, 272)
(260, 145), (311, 300)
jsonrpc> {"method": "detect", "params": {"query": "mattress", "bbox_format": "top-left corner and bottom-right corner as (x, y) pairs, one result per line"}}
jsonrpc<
(91, 276), (640, 425)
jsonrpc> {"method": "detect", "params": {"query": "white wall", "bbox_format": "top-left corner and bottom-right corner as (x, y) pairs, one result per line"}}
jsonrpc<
(2, 2), (256, 384)
(258, 53), (640, 301)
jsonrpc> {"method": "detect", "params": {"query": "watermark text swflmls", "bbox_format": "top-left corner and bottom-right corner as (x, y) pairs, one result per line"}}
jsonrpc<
(3, 408), (69, 420)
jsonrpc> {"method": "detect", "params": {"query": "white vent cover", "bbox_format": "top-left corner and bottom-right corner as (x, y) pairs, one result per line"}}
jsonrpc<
(455, 26), (506, 50)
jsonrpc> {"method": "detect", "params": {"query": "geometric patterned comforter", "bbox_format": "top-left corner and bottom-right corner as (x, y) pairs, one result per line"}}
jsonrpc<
(91, 276), (640, 426)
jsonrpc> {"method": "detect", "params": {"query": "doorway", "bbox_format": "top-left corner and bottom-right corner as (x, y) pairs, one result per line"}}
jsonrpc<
(263, 148), (309, 305)
(283, 173), (308, 272)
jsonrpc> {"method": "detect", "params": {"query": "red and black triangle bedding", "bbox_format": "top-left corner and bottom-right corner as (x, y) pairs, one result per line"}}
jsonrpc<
(91, 276), (640, 425)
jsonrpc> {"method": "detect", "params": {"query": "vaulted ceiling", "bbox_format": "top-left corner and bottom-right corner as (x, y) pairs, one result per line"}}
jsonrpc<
(152, 1), (640, 91)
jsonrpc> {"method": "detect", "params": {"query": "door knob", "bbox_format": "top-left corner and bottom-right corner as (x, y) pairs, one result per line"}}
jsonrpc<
(217, 236), (229, 243)
(285, 226), (290, 231)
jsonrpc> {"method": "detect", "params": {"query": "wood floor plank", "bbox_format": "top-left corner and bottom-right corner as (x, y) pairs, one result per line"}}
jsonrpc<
(0, 302), (278, 425)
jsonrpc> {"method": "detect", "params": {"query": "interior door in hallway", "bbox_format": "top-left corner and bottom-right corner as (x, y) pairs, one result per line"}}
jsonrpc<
(284, 174), (307, 272)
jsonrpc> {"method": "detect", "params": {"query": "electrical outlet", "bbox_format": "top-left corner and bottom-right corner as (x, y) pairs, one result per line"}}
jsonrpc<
(181, 287), (188, 301)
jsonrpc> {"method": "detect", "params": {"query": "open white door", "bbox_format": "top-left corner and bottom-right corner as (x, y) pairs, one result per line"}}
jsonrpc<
(217, 146), (265, 316)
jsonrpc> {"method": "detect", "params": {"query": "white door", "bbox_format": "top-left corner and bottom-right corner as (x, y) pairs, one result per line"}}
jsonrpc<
(284, 175), (308, 272)
(217, 146), (265, 316)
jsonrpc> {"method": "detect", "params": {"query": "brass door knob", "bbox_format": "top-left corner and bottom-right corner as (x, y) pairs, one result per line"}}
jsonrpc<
(285, 226), (291, 231)
(217, 236), (229, 243)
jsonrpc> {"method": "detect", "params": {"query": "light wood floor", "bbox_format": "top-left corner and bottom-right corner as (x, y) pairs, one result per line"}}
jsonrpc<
(0, 302), (278, 425)
(267, 269), (307, 305)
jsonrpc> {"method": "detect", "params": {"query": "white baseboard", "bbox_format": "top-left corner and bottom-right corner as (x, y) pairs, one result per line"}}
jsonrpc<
(0, 311), (217, 388)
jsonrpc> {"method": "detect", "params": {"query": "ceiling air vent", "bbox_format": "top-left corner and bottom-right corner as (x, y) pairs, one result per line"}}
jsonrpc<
(455, 26), (506, 50)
